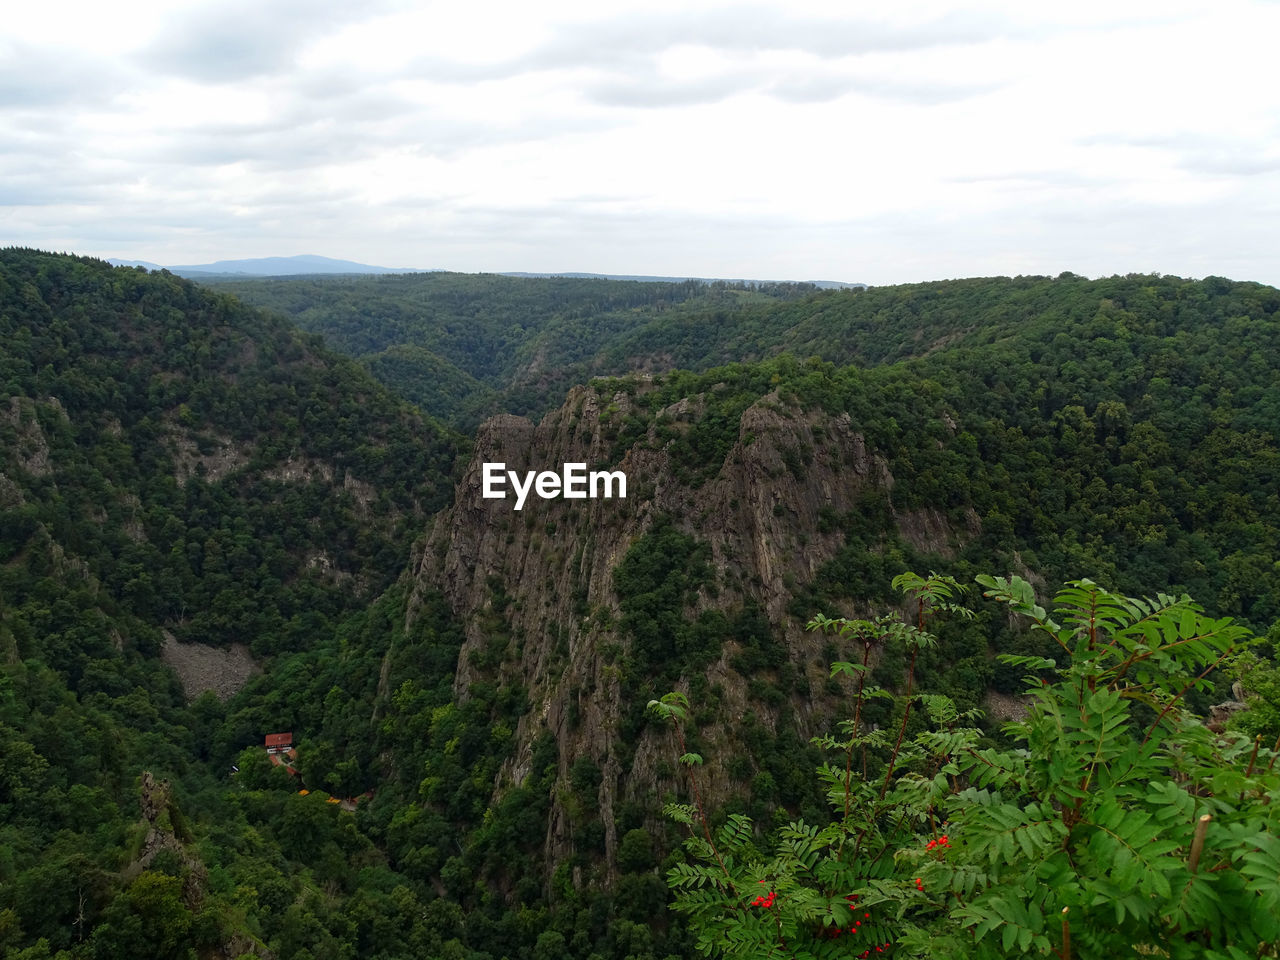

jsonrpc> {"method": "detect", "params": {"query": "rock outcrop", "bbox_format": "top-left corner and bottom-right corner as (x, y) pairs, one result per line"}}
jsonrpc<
(406, 382), (972, 880)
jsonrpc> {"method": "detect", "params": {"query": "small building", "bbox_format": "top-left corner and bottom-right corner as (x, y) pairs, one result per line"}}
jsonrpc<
(264, 732), (300, 777)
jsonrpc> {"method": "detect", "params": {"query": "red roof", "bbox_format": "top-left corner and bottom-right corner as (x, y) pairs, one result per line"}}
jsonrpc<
(264, 732), (293, 748)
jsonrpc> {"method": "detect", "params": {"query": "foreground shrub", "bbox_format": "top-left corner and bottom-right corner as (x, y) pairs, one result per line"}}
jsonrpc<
(652, 574), (1280, 959)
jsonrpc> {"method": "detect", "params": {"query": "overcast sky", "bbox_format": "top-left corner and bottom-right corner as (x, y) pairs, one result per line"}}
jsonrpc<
(4, 0), (1279, 285)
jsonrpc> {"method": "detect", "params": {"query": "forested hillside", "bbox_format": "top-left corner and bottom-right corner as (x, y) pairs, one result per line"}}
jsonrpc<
(0, 250), (465, 958)
(206, 272), (817, 427)
(2, 252), (1279, 959)
(587, 272), (1280, 628)
(377, 273), (1280, 954)
(0, 250), (461, 650)
(209, 268), (1280, 456)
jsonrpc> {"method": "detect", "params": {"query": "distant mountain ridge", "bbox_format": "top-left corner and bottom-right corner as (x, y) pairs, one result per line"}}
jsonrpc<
(108, 254), (863, 286)
(500, 271), (864, 289)
(108, 253), (427, 276)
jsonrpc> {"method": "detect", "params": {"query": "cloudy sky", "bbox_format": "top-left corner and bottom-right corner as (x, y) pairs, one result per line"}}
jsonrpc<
(4, 0), (1279, 284)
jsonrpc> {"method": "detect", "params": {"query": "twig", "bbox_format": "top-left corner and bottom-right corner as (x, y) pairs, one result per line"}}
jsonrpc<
(1245, 734), (1262, 778)
(879, 645), (918, 801)
(1188, 814), (1212, 874)
(837, 638), (874, 860)
(1110, 631), (1215, 682)
(1240, 735), (1262, 804)
(672, 722), (733, 885)
(1139, 649), (1235, 748)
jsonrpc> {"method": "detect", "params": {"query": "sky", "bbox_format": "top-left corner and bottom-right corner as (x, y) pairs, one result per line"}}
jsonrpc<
(3, 0), (1279, 285)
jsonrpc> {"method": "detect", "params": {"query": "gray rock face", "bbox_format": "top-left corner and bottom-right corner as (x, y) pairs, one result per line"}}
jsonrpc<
(406, 383), (972, 879)
(161, 631), (261, 701)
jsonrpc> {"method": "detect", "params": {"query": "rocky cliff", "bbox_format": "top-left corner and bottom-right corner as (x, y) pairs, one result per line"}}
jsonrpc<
(405, 379), (973, 879)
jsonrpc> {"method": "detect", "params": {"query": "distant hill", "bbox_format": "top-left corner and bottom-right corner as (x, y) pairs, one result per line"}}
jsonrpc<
(108, 255), (863, 286)
(109, 253), (430, 276)
(107, 257), (166, 270)
(500, 271), (864, 288)
(202, 271), (822, 427)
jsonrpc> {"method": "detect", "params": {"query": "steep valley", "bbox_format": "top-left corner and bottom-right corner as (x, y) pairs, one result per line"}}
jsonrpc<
(3, 252), (1280, 959)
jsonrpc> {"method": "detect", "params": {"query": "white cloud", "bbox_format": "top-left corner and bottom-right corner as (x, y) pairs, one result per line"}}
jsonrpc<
(2, 0), (1278, 285)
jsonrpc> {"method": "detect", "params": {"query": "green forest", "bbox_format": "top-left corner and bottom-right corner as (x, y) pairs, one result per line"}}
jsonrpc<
(2, 249), (1279, 959)
(206, 272), (810, 429)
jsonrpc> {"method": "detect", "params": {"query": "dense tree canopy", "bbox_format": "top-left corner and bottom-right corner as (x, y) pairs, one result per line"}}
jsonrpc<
(2, 251), (1277, 958)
